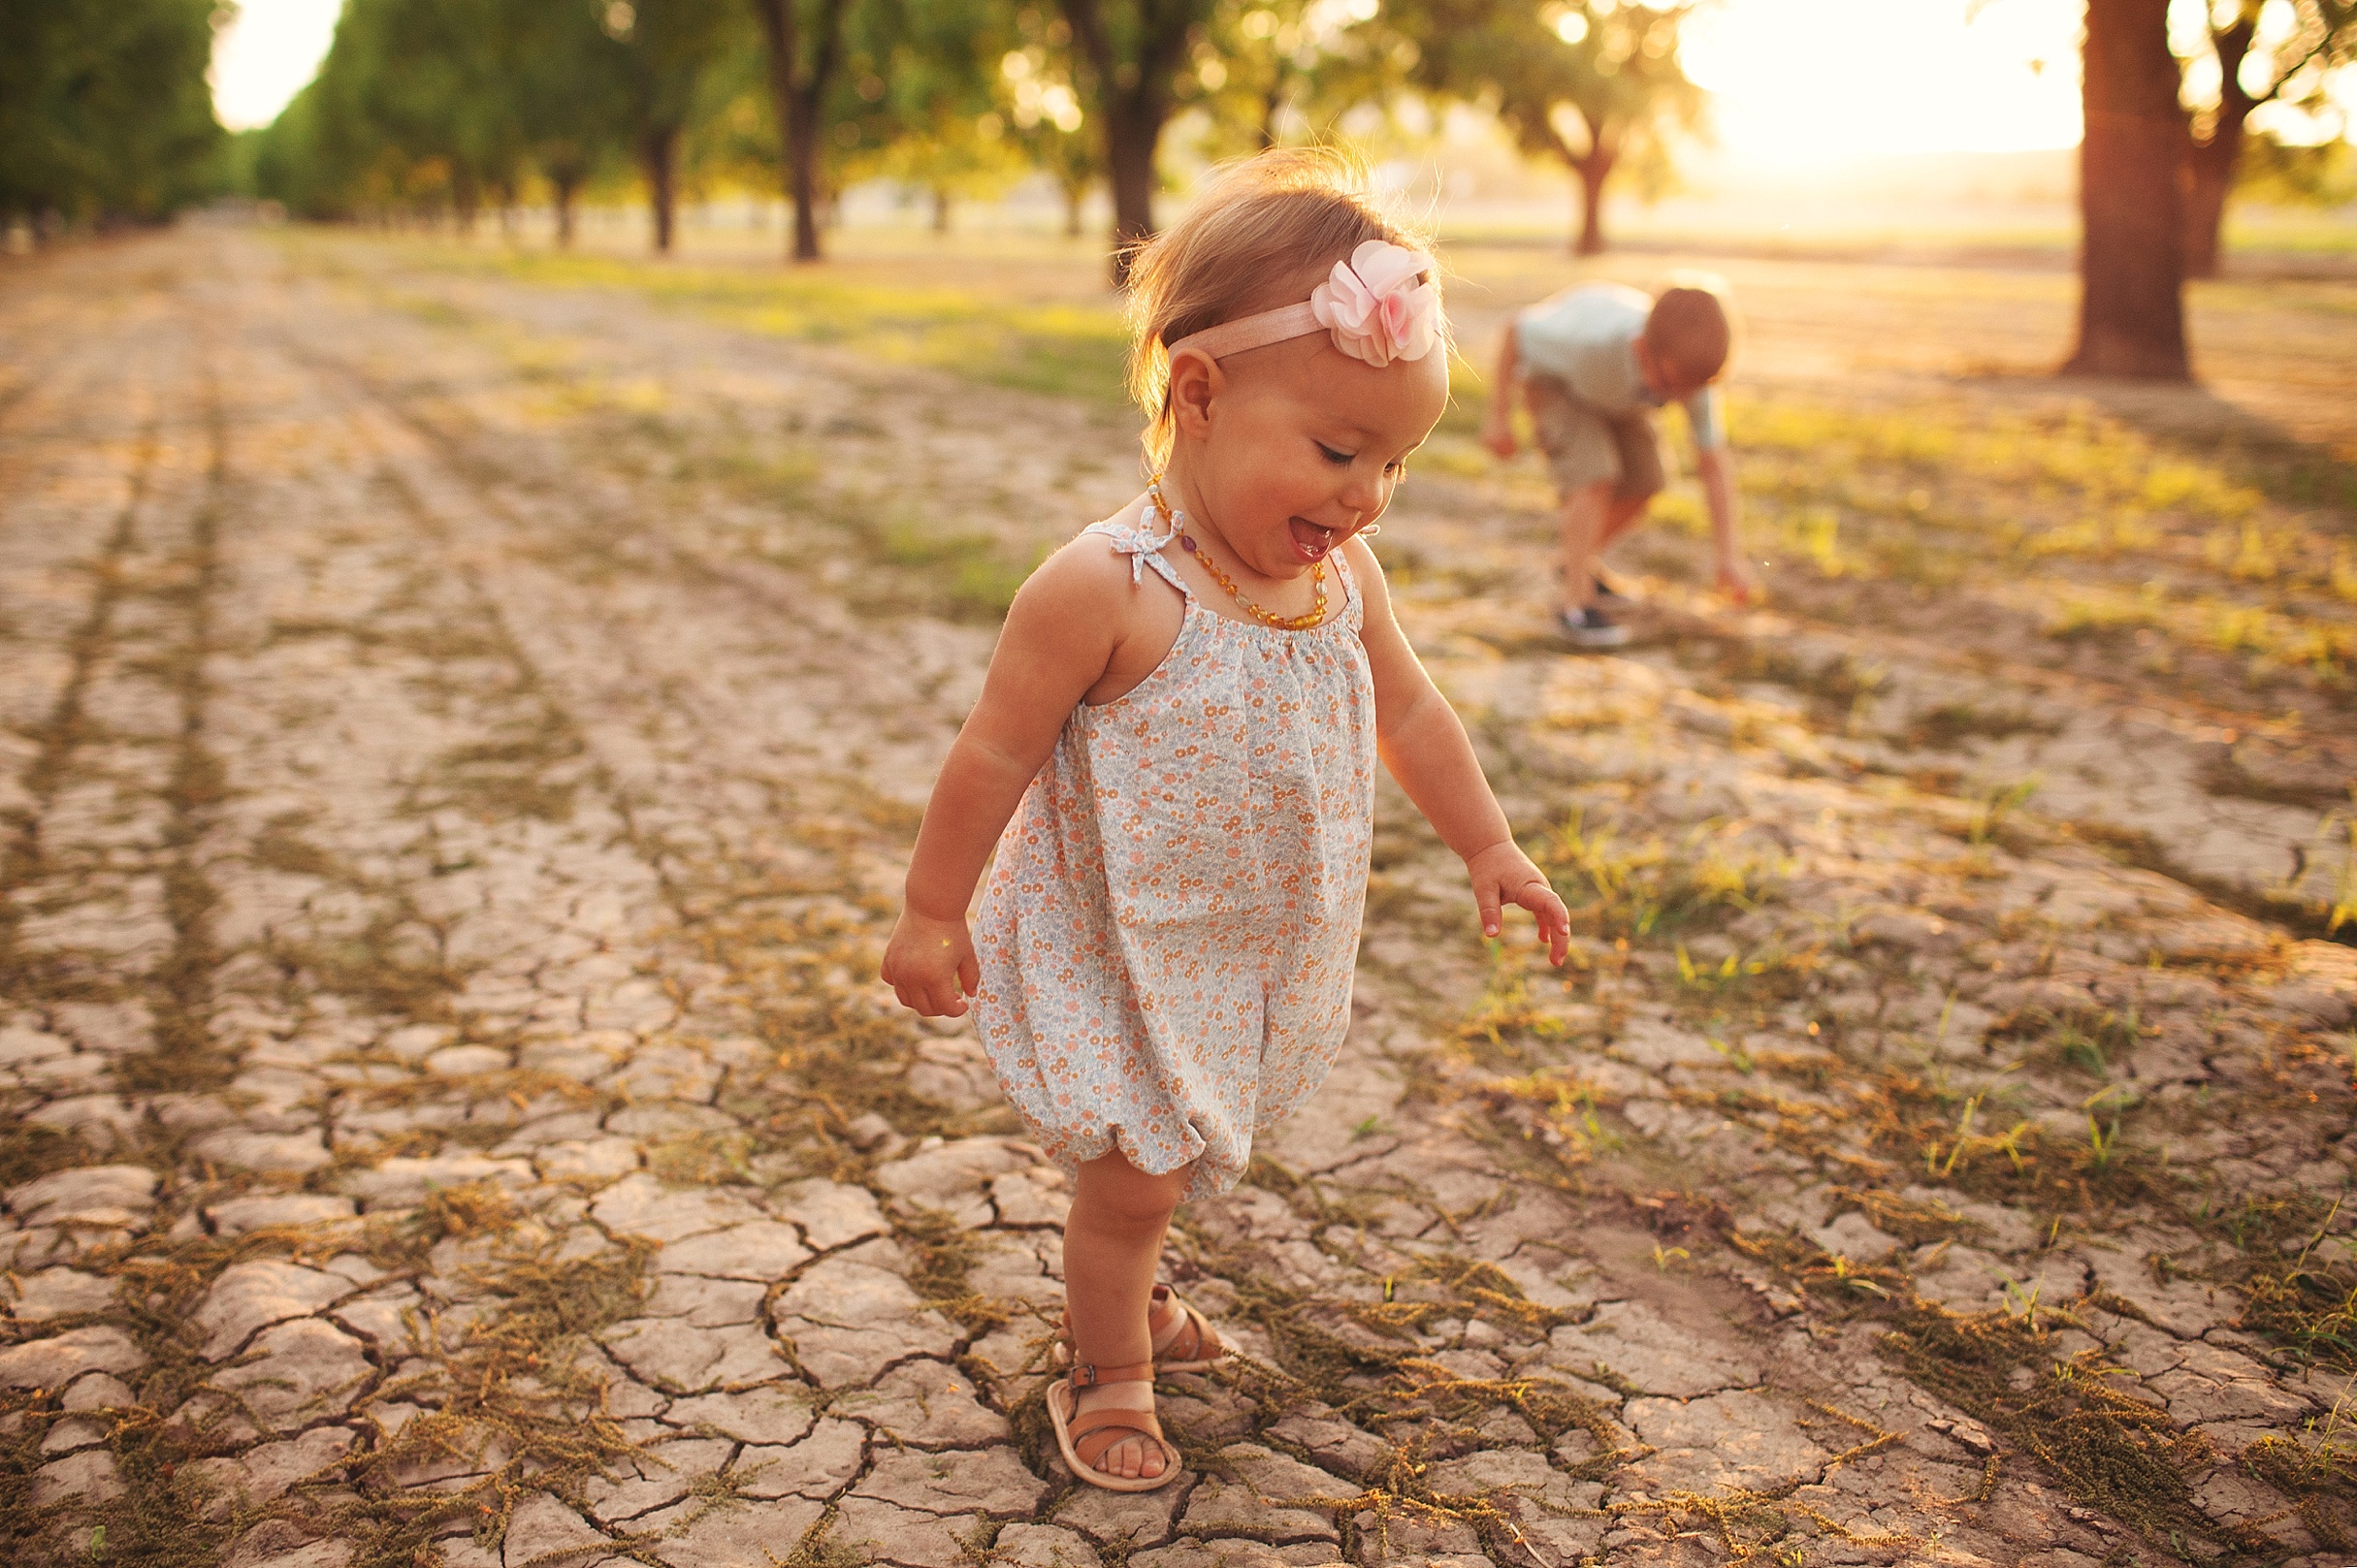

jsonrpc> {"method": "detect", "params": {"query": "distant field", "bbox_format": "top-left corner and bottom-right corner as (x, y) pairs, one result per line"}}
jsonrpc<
(318, 216), (2357, 930)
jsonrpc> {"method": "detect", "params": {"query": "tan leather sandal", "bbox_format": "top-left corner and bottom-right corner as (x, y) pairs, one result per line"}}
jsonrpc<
(1048, 1359), (1182, 1492)
(1052, 1283), (1229, 1374)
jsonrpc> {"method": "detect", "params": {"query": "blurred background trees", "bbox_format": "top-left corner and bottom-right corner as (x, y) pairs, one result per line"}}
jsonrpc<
(226, 0), (1711, 268)
(1, 0), (225, 232)
(6, 0), (2355, 377)
(1386, 0), (1701, 255)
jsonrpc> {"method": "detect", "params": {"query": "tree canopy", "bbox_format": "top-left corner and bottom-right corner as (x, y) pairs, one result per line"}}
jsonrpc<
(2, 0), (226, 229)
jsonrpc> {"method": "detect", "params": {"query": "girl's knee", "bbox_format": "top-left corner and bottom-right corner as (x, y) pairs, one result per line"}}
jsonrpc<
(1074, 1150), (1190, 1230)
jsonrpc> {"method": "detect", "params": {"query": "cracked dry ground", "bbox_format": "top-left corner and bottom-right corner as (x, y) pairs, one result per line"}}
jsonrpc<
(3, 230), (2355, 1568)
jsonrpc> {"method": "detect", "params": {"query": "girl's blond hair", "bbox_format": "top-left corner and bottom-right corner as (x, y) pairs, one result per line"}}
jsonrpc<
(1124, 148), (1441, 467)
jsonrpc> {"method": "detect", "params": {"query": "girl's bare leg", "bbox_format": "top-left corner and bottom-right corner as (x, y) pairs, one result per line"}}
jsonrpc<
(1063, 1149), (1192, 1480)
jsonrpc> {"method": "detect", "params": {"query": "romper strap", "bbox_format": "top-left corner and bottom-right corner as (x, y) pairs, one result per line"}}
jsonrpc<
(1331, 544), (1364, 626)
(1083, 513), (1192, 599)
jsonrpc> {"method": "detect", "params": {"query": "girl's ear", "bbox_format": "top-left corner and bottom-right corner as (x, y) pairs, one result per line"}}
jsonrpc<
(1168, 347), (1223, 438)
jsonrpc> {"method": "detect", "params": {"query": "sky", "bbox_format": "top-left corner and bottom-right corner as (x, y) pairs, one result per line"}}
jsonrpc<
(210, 0), (344, 132)
(1682, 1), (2087, 167)
(209, 0), (2101, 154)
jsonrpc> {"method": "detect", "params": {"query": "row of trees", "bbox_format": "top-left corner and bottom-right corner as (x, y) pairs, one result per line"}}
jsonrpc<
(246, 0), (2354, 289)
(1, 0), (224, 230)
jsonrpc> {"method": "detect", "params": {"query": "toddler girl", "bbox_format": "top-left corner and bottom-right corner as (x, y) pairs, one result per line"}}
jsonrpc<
(881, 150), (1570, 1492)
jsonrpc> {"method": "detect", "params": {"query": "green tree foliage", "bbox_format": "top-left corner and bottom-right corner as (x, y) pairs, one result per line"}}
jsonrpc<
(0, 0), (225, 230)
(231, 0), (1721, 271)
(1385, 0), (1701, 254)
(1190, 0), (1407, 158)
(251, 0), (735, 251)
(838, 0), (1032, 233)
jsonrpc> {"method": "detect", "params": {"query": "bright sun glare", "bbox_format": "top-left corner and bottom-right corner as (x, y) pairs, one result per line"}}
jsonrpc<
(1682, 0), (2087, 167)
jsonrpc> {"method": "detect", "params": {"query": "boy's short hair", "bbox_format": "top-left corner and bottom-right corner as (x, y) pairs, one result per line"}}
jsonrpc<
(1644, 283), (1734, 385)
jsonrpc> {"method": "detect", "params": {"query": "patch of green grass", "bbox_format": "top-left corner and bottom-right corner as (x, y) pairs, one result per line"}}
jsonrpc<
(439, 248), (1134, 407)
(860, 515), (1037, 623)
(1534, 809), (1785, 943)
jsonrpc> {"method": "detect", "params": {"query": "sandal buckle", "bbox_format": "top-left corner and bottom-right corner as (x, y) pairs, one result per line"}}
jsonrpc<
(1071, 1361), (1101, 1389)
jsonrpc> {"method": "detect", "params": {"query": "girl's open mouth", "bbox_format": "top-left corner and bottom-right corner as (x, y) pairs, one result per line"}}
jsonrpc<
(1288, 518), (1337, 561)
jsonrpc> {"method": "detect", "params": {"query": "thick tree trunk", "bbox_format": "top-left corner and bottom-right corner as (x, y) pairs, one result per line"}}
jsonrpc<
(1572, 152), (1613, 256)
(1060, 0), (1199, 285)
(755, 0), (851, 265)
(2064, 0), (2190, 380)
(2184, 14), (2259, 280)
(1104, 97), (1162, 279)
(1062, 177), (1085, 238)
(641, 126), (678, 253)
(931, 186), (952, 234)
(786, 89), (825, 260)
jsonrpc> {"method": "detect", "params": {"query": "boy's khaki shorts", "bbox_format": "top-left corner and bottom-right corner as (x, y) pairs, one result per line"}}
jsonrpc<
(1525, 373), (1666, 502)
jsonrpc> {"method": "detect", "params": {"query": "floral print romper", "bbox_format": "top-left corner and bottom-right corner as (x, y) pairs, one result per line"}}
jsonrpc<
(973, 512), (1376, 1200)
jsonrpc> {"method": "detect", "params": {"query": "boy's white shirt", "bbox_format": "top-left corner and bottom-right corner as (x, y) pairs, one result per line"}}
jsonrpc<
(1514, 282), (1726, 451)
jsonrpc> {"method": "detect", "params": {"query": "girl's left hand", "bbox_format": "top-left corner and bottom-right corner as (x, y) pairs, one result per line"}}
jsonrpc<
(1465, 842), (1572, 966)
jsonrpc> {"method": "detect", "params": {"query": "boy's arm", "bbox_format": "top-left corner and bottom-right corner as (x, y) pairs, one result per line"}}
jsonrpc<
(1695, 444), (1753, 602)
(1481, 323), (1520, 459)
(1346, 539), (1569, 963)
(881, 541), (1132, 1015)
(1687, 387), (1753, 602)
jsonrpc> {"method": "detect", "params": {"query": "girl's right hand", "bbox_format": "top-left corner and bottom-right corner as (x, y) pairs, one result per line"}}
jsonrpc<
(881, 910), (982, 1018)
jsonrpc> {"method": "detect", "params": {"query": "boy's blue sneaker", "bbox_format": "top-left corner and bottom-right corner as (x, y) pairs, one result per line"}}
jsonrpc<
(1557, 605), (1631, 649)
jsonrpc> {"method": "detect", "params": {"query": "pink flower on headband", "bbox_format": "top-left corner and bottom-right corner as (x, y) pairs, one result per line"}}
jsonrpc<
(1310, 240), (1439, 368)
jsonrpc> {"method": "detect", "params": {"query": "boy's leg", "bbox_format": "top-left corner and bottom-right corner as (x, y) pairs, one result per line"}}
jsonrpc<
(1595, 493), (1653, 551)
(1593, 411), (1667, 558)
(1064, 1148), (1192, 1480)
(1557, 481), (1618, 613)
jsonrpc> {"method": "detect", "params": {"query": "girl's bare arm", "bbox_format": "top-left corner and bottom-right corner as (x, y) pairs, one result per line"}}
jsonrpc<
(1346, 537), (1570, 963)
(881, 540), (1137, 1015)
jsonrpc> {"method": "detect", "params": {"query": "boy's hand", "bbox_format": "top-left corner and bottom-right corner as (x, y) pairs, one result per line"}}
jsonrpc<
(881, 910), (982, 1017)
(1481, 418), (1518, 461)
(1465, 842), (1572, 966)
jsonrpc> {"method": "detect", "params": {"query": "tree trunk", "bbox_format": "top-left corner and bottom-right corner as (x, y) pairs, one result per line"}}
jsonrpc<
(453, 167), (480, 237)
(932, 186), (952, 234)
(1062, 176), (1085, 238)
(1572, 151), (1613, 256)
(2065, 0), (2190, 379)
(553, 172), (579, 247)
(1103, 95), (1162, 284)
(1060, 0), (1200, 285)
(755, 0), (851, 265)
(642, 126), (678, 253)
(2184, 13), (2259, 280)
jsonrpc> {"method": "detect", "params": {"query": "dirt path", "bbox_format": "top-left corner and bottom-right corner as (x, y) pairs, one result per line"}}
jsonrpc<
(2, 229), (2353, 1568)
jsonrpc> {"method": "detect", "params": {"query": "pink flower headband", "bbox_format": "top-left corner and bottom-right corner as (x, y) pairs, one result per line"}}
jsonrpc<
(1164, 240), (1442, 370)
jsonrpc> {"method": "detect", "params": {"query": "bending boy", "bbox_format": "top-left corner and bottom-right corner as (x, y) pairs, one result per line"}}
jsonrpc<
(1482, 279), (1752, 649)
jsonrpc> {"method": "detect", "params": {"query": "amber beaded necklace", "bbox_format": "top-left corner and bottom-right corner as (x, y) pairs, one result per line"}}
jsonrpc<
(1147, 476), (1329, 632)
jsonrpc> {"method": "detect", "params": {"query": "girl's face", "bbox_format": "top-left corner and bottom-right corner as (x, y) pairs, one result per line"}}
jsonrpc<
(1165, 329), (1450, 582)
